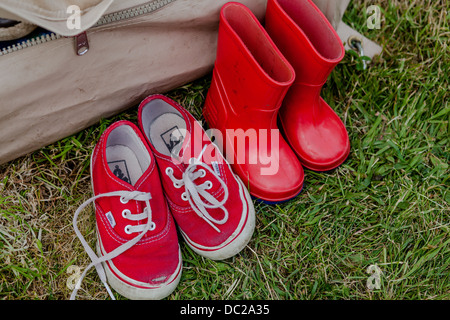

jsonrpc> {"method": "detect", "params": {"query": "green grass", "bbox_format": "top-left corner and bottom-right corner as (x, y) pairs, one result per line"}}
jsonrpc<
(0, 0), (448, 300)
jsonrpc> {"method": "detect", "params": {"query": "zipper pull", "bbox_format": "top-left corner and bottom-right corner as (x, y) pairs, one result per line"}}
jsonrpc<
(75, 32), (89, 56)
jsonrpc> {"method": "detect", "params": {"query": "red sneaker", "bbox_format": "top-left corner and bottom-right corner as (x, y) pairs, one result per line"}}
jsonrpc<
(72, 120), (182, 300)
(138, 95), (255, 260)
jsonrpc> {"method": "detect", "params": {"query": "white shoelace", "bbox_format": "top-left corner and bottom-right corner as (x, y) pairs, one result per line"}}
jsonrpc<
(166, 146), (229, 233)
(71, 190), (153, 300)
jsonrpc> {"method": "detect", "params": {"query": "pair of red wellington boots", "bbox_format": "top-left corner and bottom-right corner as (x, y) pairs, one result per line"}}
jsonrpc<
(203, 0), (350, 203)
(72, 95), (255, 300)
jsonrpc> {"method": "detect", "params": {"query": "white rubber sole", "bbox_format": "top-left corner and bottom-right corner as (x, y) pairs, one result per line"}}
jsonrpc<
(180, 176), (255, 260)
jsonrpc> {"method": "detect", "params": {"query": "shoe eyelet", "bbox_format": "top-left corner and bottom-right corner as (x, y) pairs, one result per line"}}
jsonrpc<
(181, 192), (189, 201)
(173, 182), (182, 189)
(165, 167), (173, 175)
(120, 196), (129, 204)
(149, 222), (156, 231)
(205, 181), (213, 190)
(199, 169), (206, 178)
(122, 209), (131, 219)
(124, 225), (132, 234)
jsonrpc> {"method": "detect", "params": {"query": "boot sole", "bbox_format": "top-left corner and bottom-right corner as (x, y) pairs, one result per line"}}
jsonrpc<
(252, 185), (303, 205)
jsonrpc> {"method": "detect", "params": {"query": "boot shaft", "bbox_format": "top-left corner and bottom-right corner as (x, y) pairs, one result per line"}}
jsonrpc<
(265, 0), (345, 86)
(207, 2), (294, 129)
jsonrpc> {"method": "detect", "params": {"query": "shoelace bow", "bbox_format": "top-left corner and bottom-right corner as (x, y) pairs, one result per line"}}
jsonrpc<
(71, 190), (153, 300)
(166, 146), (229, 233)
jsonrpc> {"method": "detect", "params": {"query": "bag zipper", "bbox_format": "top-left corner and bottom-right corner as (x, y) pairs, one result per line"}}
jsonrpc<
(75, 32), (89, 56)
(0, 0), (177, 57)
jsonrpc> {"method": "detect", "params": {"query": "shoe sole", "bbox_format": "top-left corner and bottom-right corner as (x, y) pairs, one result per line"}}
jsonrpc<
(179, 175), (256, 260)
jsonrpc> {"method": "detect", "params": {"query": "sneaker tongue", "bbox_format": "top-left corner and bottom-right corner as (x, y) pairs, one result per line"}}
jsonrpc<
(178, 142), (223, 172)
(166, 124), (227, 192)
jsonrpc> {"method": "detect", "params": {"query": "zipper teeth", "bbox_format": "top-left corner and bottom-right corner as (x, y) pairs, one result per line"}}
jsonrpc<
(0, 32), (62, 56)
(0, 0), (176, 57)
(95, 0), (176, 27)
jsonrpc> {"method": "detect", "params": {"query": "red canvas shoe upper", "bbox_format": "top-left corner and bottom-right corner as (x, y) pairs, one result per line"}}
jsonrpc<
(138, 95), (255, 260)
(72, 120), (181, 300)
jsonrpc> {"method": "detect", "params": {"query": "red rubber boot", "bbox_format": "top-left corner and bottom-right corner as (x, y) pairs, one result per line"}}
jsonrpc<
(265, 0), (350, 171)
(203, 2), (304, 203)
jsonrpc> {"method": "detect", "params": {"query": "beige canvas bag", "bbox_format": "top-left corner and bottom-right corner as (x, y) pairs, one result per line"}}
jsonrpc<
(0, 0), (380, 165)
(0, 0), (267, 164)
